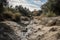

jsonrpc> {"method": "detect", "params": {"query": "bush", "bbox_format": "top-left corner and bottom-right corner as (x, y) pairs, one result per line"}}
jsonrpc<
(46, 11), (56, 17)
(2, 12), (21, 22)
(3, 13), (13, 19)
(12, 13), (21, 22)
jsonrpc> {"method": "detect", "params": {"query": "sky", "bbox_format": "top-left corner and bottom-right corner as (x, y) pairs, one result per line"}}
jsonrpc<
(8, 0), (47, 11)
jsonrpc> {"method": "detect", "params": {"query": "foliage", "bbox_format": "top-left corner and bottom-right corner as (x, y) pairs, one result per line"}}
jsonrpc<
(41, 0), (60, 15)
(2, 12), (21, 22)
(15, 5), (32, 17)
(0, 0), (32, 22)
(3, 13), (13, 19)
(45, 11), (56, 17)
(13, 13), (21, 22)
(0, 0), (8, 13)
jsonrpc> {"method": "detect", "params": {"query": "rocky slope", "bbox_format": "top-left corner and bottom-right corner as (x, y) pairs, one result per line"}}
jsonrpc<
(0, 17), (60, 40)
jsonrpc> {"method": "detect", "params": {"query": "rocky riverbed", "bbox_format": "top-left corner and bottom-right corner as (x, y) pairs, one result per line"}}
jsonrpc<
(0, 17), (60, 40)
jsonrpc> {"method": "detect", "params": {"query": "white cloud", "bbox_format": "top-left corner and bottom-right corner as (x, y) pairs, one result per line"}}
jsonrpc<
(34, 0), (42, 4)
(22, 4), (40, 11)
(8, 0), (46, 11)
(34, 0), (45, 5)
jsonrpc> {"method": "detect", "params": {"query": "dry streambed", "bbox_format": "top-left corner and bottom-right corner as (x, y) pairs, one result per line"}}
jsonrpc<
(0, 17), (60, 40)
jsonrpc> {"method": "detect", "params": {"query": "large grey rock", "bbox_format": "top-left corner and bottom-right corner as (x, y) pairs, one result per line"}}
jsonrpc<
(46, 19), (57, 26)
(39, 17), (60, 26)
(0, 21), (22, 40)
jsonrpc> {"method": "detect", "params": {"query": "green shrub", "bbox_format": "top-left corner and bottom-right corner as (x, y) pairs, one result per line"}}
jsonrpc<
(46, 11), (56, 17)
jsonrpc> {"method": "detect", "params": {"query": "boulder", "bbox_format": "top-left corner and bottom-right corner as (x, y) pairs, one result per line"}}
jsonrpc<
(56, 20), (60, 26)
(46, 19), (57, 26)
(0, 21), (22, 40)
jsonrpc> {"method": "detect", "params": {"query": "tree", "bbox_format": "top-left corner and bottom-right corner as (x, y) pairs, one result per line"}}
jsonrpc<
(41, 0), (60, 15)
(0, 0), (8, 13)
(16, 5), (31, 17)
